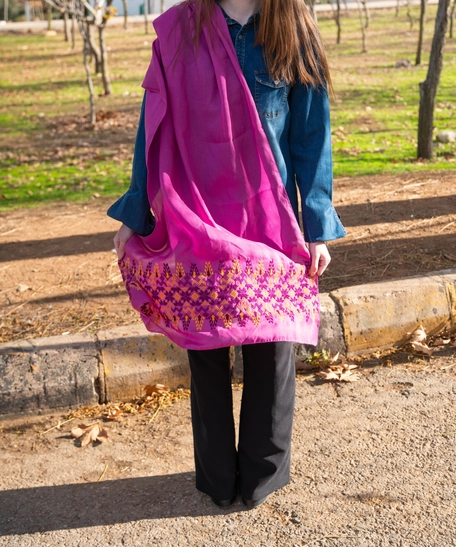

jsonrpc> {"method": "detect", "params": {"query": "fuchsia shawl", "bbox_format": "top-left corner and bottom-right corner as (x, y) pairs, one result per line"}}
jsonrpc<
(118, 3), (320, 349)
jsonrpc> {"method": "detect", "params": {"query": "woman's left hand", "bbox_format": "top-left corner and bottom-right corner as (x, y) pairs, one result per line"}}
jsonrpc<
(308, 242), (331, 277)
(113, 223), (135, 260)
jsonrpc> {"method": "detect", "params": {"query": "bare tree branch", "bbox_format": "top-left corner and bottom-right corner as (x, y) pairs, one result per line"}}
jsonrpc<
(41, 0), (115, 124)
(416, 0), (427, 65)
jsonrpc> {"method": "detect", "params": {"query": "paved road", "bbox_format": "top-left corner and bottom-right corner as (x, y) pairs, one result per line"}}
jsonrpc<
(1, 350), (455, 546)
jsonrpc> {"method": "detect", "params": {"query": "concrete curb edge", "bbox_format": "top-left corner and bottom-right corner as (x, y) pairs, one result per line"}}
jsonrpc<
(1, 268), (456, 417)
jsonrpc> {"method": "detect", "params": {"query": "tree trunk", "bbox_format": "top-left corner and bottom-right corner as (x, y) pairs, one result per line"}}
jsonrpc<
(4, 0), (9, 21)
(144, 0), (149, 34)
(416, 0), (427, 65)
(406, 0), (414, 29)
(343, 0), (349, 16)
(160, 0), (165, 14)
(63, 9), (69, 42)
(305, 0), (317, 21)
(71, 13), (76, 49)
(98, 24), (112, 96)
(122, 0), (128, 29)
(87, 22), (102, 74)
(417, 0), (451, 159)
(336, 0), (342, 44)
(78, 21), (96, 127)
(47, 4), (52, 29)
(396, 0), (401, 16)
(362, 0), (370, 28)
(450, 0), (455, 37)
(357, 0), (367, 53)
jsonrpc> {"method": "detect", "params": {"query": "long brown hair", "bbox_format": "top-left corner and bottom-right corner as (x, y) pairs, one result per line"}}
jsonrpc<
(185, 0), (331, 89)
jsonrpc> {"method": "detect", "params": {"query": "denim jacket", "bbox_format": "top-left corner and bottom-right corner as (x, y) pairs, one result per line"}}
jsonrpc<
(107, 6), (346, 243)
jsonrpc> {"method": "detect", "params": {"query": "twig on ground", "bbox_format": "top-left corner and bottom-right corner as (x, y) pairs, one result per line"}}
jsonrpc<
(0, 228), (18, 236)
(97, 463), (108, 482)
(5, 297), (37, 315)
(438, 221), (455, 233)
(40, 417), (76, 435)
(149, 399), (164, 423)
(379, 249), (394, 260)
(78, 320), (96, 333)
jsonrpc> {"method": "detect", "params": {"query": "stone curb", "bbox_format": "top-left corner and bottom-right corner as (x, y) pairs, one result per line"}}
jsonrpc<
(1, 268), (455, 417)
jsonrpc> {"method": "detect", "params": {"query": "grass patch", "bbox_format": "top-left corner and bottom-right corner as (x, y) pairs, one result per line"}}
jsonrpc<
(0, 7), (455, 211)
(2, 157), (131, 209)
(318, 6), (456, 176)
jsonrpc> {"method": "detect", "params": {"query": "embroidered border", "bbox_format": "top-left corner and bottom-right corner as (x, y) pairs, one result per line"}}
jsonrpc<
(119, 257), (318, 332)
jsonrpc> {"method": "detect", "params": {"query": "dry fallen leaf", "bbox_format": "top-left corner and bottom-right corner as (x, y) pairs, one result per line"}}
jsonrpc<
(317, 368), (340, 381)
(71, 423), (108, 447)
(410, 341), (435, 355)
(408, 325), (427, 344)
(105, 406), (122, 421)
(431, 337), (451, 347)
(17, 284), (31, 293)
(317, 364), (361, 382)
(144, 383), (168, 397)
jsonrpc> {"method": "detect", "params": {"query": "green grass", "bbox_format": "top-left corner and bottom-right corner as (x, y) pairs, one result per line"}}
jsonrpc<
(0, 7), (455, 211)
(2, 157), (131, 207)
(318, 6), (456, 176)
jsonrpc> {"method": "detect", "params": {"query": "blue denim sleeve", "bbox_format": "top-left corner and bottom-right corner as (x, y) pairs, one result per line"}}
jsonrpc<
(106, 94), (155, 236)
(288, 82), (346, 242)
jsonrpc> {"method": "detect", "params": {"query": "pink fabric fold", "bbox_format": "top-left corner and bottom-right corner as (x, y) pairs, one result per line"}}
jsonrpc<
(118, 3), (320, 349)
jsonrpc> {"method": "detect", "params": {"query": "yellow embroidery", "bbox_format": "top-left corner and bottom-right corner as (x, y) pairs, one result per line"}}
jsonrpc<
(120, 257), (318, 332)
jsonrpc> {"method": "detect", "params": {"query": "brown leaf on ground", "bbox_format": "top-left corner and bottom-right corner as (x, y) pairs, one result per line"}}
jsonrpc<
(96, 427), (109, 442)
(317, 364), (361, 382)
(144, 384), (168, 397)
(317, 368), (341, 381)
(408, 325), (427, 344)
(105, 406), (122, 421)
(431, 337), (451, 347)
(96, 110), (119, 122)
(410, 341), (435, 355)
(71, 423), (108, 447)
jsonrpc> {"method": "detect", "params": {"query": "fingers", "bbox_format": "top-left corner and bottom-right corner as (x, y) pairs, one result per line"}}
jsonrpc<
(308, 242), (331, 277)
(114, 224), (135, 260)
(316, 251), (331, 276)
(114, 236), (125, 260)
(309, 251), (319, 277)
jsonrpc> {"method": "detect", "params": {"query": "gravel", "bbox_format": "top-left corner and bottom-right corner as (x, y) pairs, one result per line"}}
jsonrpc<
(0, 359), (455, 547)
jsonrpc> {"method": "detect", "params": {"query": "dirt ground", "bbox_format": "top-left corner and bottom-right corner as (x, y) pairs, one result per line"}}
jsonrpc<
(1, 166), (456, 546)
(1, 356), (456, 546)
(1, 170), (456, 344)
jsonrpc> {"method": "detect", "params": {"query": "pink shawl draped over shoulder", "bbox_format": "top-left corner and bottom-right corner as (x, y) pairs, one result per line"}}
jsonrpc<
(118, 3), (320, 349)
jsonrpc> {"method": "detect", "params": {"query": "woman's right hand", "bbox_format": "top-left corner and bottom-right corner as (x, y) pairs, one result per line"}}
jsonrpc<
(113, 223), (135, 260)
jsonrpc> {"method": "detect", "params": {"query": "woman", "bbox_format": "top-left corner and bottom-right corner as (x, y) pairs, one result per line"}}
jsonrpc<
(108, 0), (345, 510)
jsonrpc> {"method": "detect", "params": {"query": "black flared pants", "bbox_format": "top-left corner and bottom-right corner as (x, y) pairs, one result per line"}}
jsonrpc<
(187, 341), (296, 501)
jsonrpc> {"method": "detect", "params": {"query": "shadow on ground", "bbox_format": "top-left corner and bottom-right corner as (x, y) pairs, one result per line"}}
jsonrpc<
(0, 232), (116, 262)
(0, 472), (241, 535)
